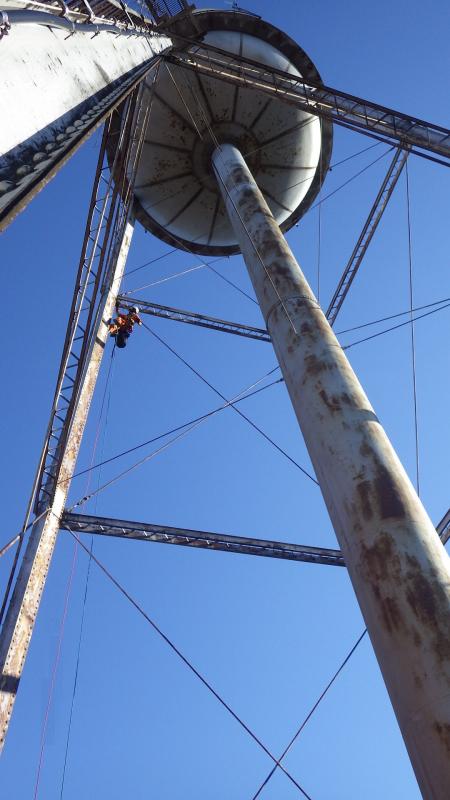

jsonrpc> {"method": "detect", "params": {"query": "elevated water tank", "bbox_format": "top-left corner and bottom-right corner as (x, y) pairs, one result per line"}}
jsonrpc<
(113, 9), (332, 255)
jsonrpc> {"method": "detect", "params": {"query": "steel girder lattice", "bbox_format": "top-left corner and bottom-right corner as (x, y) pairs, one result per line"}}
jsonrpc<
(0, 79), (153, 750)
(35, 110), (138, 517)
(326, 147), (409, 325)
(61, 512), (346, 566)
(165, 46), (450, 163)
(118, 295), (272, 342)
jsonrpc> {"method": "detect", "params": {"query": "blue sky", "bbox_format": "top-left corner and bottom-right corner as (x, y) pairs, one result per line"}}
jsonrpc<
(1, 1), (449, 797)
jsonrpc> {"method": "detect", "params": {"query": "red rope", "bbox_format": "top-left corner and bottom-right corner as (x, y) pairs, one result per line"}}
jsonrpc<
(33, 543), (78, 799)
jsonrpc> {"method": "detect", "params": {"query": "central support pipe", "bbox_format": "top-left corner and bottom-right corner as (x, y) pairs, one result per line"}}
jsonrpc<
(212, 143), (450, 800)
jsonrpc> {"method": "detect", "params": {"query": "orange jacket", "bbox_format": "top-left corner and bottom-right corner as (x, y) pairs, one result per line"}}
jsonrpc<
(109, 312), (142, 334)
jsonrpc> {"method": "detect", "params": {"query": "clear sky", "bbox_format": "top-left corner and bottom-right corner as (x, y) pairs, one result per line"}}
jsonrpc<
(1, 1), (449, 798)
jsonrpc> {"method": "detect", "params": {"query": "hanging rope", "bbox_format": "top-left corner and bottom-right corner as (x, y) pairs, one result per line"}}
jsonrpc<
(33, 545), (78, 800)
(122, 141), (384, 281)
(59, 344), (117, 798)
(165, 65), (302, 335)
(308, 147), (394, 212)
(59, 537), (93, 800)
(67, 527), (315, 800)
(33, 345), (118, 799)
(124, 248), (256, 305)
(336, 295), (450, 336)
(342, 299), (450, 351)
(249, 630), (367, 800)
(123, 258), (225, 295)
(141, 321), (318, 484)
(405, 161), (420, 494)
(66, 369), (300, 513)
(316, 142), (323, 301)
(64, 376), (283, 487)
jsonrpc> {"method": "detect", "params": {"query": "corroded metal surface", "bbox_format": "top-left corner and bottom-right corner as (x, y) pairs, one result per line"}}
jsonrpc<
(0, 219), (134, 751)
(213, 143), (450, 799)
(62, 512), (346, 566)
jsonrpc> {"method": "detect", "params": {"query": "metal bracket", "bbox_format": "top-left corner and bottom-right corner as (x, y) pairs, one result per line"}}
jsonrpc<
(80, 0), (95, 23)
(120, 0), (135, 28)
(55, 0), (70, 18)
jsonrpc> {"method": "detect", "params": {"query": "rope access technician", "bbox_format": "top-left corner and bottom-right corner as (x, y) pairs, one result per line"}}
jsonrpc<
(108, 305), (142, 348)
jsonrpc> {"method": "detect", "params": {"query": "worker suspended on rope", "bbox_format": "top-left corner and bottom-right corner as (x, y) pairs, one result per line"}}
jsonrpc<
(108, 305), (142, 348)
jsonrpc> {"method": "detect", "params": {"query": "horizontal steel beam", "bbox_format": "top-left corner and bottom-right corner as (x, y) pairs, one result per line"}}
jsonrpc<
(61, 512), (346, 566)
(20, 0), (155, 29)
(118, 295), (271, 342)
(61, 509), (450, 567)
(437, 508), (450, 546)
(166, 46), (450, 164)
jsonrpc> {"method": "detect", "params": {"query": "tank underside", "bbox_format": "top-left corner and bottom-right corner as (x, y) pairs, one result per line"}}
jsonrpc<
(111, 9), (333, 256)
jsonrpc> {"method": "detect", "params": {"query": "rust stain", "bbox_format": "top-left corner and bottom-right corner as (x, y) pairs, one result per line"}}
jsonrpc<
(357, 439), (406, 519)
(361, 532), (401, 581)
(404, 572), (450, 662)
(374, 463), (406, 519)
(305, 353), (327, 377)
(434, 722), (450, 754)
(356, 480), (373, 521)
(359, 440), (372, 459)
(319, 389), (341, 414)
(380, 595), (404, 634)
(374, 462), (406, 519)
(414, 674), (423, 689)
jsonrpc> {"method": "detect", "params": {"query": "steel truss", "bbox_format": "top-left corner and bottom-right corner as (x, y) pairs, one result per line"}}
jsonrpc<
(118, 295), (271, 341)
(0, 79), (152, 749)
(326, 147), (409, 325)
(2, 15), (449, 770)
(60, 510), (450, 564)
(438, 509), (450, 546)
(61, 512), (346, 566)
(145, 0), (191, 24)
(21, 0), (155, 30)
(34, 107), (142, 517)
(0, 108), (138, 626)
(165, 45), (450, 163)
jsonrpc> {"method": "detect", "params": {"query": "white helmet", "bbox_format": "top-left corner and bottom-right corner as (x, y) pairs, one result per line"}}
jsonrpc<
(132, 306), (139, 314)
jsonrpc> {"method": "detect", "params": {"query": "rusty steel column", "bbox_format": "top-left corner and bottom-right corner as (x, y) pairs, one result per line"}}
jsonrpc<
(0, 218), (134, 752)
(212, 143), (450, 800)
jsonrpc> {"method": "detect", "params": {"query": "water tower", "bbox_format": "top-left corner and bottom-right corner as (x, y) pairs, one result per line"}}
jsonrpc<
(118, 10), (332, 255)
(0, 4), (449, 797)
